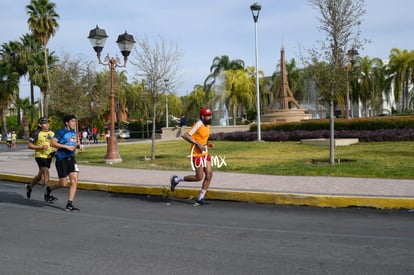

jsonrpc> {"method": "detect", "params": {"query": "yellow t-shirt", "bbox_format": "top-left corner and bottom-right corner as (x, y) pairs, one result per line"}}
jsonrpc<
(187, 120), (210, 156)
(29, 129), (55, 158)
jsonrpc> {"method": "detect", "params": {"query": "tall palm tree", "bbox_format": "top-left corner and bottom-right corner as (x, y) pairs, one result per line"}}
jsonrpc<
(204, 55), (245, 92)
(19, 34), (42, 108)
(0, 41), (27, 77)
(0, 60), (19, 136)
(352, 56), (387, 116)
(388, 48), (414, 113)
(29, 49), (57, 116)
(367, 58), (391, 115)
(26, 0), (59, 117)
(0, 40), (26, 124)
(132, 81), (152, 138)
(224, 69), (255, 125)
(184, 84), (209, 120)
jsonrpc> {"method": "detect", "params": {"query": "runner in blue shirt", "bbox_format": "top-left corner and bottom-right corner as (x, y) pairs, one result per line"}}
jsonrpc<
(45, 115), (84, 212)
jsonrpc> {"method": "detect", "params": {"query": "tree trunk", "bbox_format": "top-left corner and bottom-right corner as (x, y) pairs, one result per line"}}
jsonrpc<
(22, 115), (30, 139)
(151, 105), (156, 160)
(329, 97), (335, 165)
(403, 73), (409, 112)
(42, 87), (48, 118)
(43, 47), (50, 117)
(30, 81), (35, 125)
(1, 105), (7, 137)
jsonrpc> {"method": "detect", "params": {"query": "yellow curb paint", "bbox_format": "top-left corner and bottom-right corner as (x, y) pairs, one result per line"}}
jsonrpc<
(1, 173), (413, 209)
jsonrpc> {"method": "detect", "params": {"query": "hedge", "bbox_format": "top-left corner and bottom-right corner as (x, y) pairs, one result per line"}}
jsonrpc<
(211, 115), (414, 142)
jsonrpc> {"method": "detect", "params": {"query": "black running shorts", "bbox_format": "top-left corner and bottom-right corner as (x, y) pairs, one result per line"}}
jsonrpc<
(35, 157), (52, 169)
(55, 156), (78, 178)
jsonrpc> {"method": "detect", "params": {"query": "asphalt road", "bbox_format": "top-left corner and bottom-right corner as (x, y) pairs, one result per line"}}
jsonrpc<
(0, 142), (27, 152)
(1, 180), (413, 275)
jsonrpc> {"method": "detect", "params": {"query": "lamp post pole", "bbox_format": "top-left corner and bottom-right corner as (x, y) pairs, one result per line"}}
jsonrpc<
(88, 25), (135, 164)
(250, 3), (262, 142)
(164, 79), (169, 128)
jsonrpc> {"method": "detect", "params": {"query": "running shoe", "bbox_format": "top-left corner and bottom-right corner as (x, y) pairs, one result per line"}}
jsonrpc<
(65, 204), (80, 212)
(193, 199), (210, 206)
(43, 186), (51, 202)
(25, 184), (32, 199)
(47, 195), (58, 203)
(170, 175), (179, 192)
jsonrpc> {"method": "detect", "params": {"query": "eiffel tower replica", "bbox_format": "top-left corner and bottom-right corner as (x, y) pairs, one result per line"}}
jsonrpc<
(261, 47), (312, 123)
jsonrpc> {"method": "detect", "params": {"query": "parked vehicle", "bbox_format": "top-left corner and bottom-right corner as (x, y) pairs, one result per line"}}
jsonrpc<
(114, 129), (130, 139)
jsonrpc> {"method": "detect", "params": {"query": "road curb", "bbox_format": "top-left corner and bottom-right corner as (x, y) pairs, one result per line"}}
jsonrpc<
(1, 173), (413, 209)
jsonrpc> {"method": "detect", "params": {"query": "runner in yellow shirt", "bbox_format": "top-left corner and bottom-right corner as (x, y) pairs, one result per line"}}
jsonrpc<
(11, 131), (17, 148)
(26, 117), (56, 201)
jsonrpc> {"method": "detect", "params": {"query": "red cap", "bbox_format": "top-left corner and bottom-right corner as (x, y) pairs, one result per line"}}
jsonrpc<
(200, 107), (212, 116)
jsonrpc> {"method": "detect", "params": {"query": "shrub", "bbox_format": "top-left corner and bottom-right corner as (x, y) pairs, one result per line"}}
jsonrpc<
(228, 116), (414, 142)
(250, 115), (414, 132)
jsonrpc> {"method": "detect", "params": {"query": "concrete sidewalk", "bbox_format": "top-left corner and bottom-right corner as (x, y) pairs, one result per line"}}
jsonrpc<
(1, 146), (414, 209)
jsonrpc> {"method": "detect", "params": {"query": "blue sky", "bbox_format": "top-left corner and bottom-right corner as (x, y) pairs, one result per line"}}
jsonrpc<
(1, 0), (413, 98)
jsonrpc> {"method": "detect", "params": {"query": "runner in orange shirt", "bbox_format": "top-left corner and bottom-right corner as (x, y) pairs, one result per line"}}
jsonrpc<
(170, 107), (214, 206)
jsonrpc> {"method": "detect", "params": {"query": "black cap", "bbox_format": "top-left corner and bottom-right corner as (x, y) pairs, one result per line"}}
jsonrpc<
(38, 117), (49, 124)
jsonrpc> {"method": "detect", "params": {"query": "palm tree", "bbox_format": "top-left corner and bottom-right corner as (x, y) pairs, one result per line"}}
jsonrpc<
(388, 48), (414, 113)
(132, 81), (152, 138)
(0, 41), (27, 77)
(184, 84), (209, 120)
(14, 97), (34, 139)
(19, 34), (42, 108)
(0, 40), (26, 124)
(204, 55), (245, 92)
(352, 56), (388, 116)
(26, 0), (59, 117)
(29, 49), (58, 116)
(0, 60), (19, 136)
(224, 69), (255, 125)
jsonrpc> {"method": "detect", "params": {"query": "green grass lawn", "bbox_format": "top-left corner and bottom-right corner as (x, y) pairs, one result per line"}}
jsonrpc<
(75, 140), (414, 179)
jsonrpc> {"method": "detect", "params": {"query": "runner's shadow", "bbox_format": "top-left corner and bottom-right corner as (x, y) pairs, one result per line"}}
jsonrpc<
(0, 191), (65, 210)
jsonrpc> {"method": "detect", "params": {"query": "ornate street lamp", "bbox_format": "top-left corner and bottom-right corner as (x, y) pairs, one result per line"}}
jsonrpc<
(250, 3), (262, 141)
(88, 25), (135, 163)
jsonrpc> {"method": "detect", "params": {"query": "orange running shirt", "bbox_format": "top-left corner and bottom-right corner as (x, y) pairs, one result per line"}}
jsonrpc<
(187, 120), (210, 156)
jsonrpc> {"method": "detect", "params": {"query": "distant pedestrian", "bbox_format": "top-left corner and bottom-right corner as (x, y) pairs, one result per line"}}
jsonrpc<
(82, 129), (89, 145)
(11, 131), (17, 148)
(6, 130), (12, 148)
(45, 115), (84, 212)
(92, 126), (98, 144)
(179, 115), (187, 127)
(170, 107), (214, 206)
(26, 117), (55, 200)
(105, 129), (110, 143)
